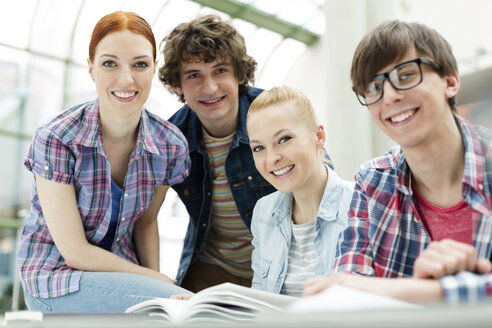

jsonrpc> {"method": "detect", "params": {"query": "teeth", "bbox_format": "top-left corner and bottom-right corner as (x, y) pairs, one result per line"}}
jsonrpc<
(272, 165), (294, 176)
(114, 91), (136, 99)
(390, 109), (415, 123)
(202, 98), (221, 104)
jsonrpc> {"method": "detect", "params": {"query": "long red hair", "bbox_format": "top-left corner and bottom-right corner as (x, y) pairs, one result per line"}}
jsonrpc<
(89, 11), (156, 62)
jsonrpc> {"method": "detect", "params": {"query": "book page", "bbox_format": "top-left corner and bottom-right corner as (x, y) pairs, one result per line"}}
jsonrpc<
(286, 284), (422, 313)
(125, 298), (187, 321)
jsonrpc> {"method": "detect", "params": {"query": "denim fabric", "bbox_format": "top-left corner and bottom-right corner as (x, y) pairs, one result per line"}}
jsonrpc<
(168, 88), (277, 284)
(23, 272), (190, 313)
(250, 166), (354, 293)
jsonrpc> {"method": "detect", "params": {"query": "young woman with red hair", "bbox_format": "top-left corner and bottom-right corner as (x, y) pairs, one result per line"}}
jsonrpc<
(17, 11), (191, 313)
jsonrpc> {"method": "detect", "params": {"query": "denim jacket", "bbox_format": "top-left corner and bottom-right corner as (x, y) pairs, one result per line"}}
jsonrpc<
(250, 166), (354, 293)
(168, 88), (277, 284)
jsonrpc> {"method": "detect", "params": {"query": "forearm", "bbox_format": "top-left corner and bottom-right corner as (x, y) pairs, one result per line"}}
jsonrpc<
(65, 241), (164, 280)
(133, 217), (160, 271)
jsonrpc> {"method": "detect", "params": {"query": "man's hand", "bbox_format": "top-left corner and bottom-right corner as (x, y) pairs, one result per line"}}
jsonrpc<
(413, 239), (492, 279)
(170, 294), (193, 300)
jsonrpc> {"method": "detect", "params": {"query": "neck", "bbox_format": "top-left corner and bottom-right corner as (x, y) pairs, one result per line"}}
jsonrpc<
(291, 163), (328, 224)
(99, 106), (140, 145)
(201, 115), (238, 138)
(403, 115), (465, 207)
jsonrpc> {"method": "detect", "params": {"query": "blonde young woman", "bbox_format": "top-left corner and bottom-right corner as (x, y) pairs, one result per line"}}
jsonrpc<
(246, 86), (354, 297)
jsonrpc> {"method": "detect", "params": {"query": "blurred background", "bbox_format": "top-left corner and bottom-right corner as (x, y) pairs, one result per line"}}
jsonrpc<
(1, 0), (491, 312)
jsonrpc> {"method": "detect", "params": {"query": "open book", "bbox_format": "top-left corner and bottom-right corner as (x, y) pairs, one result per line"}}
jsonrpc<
(125, 282), (297, 324)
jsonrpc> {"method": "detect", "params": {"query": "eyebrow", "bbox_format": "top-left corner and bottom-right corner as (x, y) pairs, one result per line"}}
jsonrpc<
(249, 129), (291, 145)
(181, 62), (231, 75)
(99, 54), (152, 60)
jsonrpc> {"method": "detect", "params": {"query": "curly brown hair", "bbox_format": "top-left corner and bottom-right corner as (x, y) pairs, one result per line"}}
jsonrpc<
(158, 15), (257, 102)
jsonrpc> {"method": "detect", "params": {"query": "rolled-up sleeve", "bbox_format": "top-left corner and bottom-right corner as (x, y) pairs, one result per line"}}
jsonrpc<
(24, 127), (74, 184)
(441, 272), (492, 304)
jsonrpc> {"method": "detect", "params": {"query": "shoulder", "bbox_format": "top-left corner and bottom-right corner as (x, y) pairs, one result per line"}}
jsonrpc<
(144, 109), (188, 150)
(355, 145), (403, 194)
(253, 191), (287, 220)
(37, 101), (95, 144)
(167, 104), (192, 129)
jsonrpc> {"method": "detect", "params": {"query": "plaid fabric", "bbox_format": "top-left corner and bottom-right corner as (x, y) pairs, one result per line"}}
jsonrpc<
(334, 115), (492, 303)
(18, 100), (190, 298)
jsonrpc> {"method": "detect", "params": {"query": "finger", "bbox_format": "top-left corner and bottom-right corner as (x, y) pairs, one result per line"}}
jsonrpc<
(303, 277), (334, 296)
(476, 259), (492, 274)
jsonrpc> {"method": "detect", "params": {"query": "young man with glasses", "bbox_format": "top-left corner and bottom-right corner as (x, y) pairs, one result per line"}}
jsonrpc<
(304, 20), (492, 304)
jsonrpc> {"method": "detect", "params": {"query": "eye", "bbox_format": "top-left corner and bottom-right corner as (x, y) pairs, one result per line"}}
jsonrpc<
(102, 60), (116, 68)
(252, 145), (264, 152)
(278, 136), (292, 144)
(134, 61), (149, 68)
(187, 73), (199, 79)
(215, 67), (227, 74)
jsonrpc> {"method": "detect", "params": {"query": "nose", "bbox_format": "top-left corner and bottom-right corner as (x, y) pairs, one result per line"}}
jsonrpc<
(382, 78), (403, 105)
(266, 149), (281, 167)
(118, 66), (134, 86)
(202, 75), (219, 95)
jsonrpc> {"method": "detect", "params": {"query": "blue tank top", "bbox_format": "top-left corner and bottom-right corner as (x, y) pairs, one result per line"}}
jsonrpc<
(97, 180), (122, 251)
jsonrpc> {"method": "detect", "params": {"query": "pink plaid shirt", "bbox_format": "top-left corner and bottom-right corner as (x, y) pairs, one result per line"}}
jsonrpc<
(18, 100), (190, 298)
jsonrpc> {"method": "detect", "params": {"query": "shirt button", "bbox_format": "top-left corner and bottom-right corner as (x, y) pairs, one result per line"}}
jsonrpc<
(248, 176), (252, 180)
(202, 223), (207, 227)
(207, 192), (211, 196)
(478, 184), (484, 190)
(121, 217), (125, 221)
(124, 193), (129, 197)
(44, 165), (49, 171)
(116, 238), (120, 242)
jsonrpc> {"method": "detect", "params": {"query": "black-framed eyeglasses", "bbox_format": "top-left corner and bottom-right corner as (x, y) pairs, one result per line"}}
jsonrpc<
(353, 57), (440, 106)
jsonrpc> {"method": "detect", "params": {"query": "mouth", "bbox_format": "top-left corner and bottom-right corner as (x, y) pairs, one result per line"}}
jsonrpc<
(199, 96), (226, 106)
(386, 108), (418, 124)
(271, 165), (294, 176)
(112, 90), (138, 102)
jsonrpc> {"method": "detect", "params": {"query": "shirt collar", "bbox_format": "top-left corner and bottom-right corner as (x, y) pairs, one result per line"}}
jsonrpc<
(73, 100), (159, 157)
(271, 164), (343, 224)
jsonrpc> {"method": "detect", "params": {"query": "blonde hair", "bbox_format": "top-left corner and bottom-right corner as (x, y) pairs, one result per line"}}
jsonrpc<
(248, 86), (331, 165)
(248, 86), (318, 132)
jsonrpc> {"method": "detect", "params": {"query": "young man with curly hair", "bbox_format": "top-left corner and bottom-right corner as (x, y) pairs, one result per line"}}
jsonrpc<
(158, 15), (275, 292)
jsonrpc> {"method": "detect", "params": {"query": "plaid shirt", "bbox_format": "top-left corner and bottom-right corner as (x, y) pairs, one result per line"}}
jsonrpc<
(334, 116), (492, 304)
(18, 100), (190, 298)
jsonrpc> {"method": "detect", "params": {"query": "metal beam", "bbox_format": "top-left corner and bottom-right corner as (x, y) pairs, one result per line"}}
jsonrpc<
(190, 0), (320, 45)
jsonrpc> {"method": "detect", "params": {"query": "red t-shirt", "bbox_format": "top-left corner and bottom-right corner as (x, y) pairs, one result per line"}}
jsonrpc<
(413, 187), (475, 245)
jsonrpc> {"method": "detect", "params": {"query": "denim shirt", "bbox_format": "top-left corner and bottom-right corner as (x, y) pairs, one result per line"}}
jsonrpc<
(250, 166), (354, 294)
(168, 88), (277, 284)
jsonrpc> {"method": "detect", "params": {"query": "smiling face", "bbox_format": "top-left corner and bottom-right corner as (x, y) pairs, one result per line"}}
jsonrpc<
(88, 30), (155, 120)
(175, 59), (240, 137)
(367, 48), (459, 150)
(247, 100), (325, 194)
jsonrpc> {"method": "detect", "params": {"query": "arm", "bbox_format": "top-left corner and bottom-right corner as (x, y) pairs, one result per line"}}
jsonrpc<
(36, 175), (175, 283)
(250, 204), (263, 290)
(332, 182), (375, 275)
(133, 185), (169, 272)
(413, 239), (492, 303)
(304, 274), (444, 303)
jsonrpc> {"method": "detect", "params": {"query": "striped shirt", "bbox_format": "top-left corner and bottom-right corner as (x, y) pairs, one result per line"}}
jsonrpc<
(280, 220), (316, 297)
(199, 129), (253, 278)
(18, 100), (190, 298)
(334, 115), (492, 303)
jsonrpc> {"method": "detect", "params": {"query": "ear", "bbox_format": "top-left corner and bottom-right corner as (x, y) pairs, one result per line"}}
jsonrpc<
(444, 71), (460, 100)
(153, 60), (158, 74)
(174, 86), (183, 96)
(87, 58), (95, 82)
(316, 125), (326, 149)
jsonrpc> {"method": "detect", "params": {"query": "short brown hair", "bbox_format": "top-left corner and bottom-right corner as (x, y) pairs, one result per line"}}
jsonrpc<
(158, 15), (257, 102)
(89, 11), (156, 62)
(351, 20), (458, 111)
